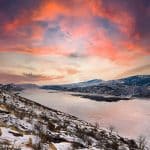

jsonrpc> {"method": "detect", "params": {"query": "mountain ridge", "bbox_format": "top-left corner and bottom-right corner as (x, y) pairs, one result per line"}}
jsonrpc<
(1, 75), (150, 100)
(41, 75), (150, 99)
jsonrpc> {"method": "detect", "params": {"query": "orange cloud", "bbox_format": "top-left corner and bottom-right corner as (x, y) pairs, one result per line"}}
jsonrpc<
(1, 0), (149, 65)
(123, 41), (150, 56)
(115, 64), (150, 79)
(33, 0), (93, 21)
(33, 1), (69, 21)
(23, 73), (64, 81)
(89, 0), (134, 35)
(86, 26), (147, 64)
(86, 27), (118, 60)
(65, 68), (79, 75)
(27, 47), (70, 56)
(30, 25), (45, 41)
(0, 44), (71, 56)
(0, 72), (64, 84)
(60, 18), (92, 39)
(4, 13), (32, 32)
(0, 0), (142, 39)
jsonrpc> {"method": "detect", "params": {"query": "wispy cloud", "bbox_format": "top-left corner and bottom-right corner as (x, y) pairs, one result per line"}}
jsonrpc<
(0, 0), (149, 59)
(0, 72), (64, 84)
(116, 64), (150, 79)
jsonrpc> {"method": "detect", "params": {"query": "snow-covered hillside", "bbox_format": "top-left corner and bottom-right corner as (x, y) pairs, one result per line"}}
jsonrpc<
(0, 90), (139, 150)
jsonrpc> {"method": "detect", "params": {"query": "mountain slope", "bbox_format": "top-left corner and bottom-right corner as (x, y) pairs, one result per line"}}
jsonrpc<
(0, 90), (139, 150)
(42, 79), (103, 90)
(0, 83), (39, 92)
(118, 75), (150, 86)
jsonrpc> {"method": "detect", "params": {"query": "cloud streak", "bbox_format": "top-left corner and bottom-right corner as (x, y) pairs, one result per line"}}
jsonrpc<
(0, 72), (64, 84)
(116, 64), (150, 79)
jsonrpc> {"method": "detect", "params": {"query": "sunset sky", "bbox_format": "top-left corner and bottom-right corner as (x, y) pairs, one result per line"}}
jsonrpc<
(0, 0), (149, 84)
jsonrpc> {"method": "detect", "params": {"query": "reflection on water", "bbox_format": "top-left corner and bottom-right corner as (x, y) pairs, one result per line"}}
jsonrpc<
(20, 88), (150, 140)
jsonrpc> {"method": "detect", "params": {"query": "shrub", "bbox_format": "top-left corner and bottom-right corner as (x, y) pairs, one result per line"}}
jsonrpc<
(108, 125), (117, 134)
(0, 128), (2, 136)
(94, 122), (100, 129)
(26, 138), (32, 147)
(137, 136), (148, 150)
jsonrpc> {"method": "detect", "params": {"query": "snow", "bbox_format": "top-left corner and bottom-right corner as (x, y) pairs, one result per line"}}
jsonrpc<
(0, 91), (139, 150)
(118, 145), (130, 150)
(0, 113), (33, 132)
(21, 147), (33, 150)
(53, 142), (72, 150)
(0, 127), (40, 149)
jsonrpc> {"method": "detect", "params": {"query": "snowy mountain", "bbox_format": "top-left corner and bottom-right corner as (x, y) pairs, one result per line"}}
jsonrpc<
(17, 83), (39, 89)
(0, 89), (139, 150)
(42, 75), (150, 99)
(0, 83), (39, 91)
(118, 75), (150, 86)
(42, 79), (103, 90)
(0, 83), (24, 91)
(1, 75), (150, 100)
(63, 79), (103, 88)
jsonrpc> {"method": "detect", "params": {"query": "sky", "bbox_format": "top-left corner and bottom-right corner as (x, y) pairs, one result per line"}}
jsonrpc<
(0, 0), (149, 84)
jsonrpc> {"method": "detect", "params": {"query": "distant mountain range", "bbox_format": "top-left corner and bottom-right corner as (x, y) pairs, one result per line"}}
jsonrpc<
(42, 79), (103, 90)
(41, 75), (150, 98)
(1, 75), (150, 99)
(0, 83), (39, 91)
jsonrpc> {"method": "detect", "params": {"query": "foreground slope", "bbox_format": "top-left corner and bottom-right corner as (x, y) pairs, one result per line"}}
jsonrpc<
(0, 90), (138, 150)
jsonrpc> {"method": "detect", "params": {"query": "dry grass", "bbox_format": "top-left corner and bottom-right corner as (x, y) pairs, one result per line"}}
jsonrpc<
(26, 138), (33, 147)
(49, 143), (57, 150)
(0, 128), (2, 136)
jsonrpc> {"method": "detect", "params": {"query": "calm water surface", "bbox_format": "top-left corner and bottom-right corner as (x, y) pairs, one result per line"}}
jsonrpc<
(20, 88), (150, 140)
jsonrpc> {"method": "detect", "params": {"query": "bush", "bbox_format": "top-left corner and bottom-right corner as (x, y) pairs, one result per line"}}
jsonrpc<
(94, 122), (100, 129)
(26, 138), (32, 147)
(108, 125), (116, 134)
(0, 128), (2, 136)
(137, 136), (148, 150)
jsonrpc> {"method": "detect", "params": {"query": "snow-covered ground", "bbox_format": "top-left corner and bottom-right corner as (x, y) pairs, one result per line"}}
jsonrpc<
(0, 127), (40, 149)
(0, 90), (139, 149)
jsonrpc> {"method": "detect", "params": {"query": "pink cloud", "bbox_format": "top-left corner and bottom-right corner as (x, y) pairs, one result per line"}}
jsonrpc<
(0, 0), (149, 65)
(0, 72), (64, 84)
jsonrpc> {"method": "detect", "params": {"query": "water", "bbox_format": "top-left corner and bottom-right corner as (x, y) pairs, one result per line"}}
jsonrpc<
(20, 88), (150, 140)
